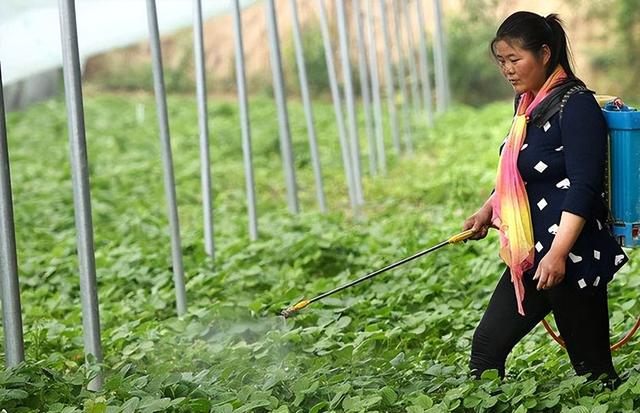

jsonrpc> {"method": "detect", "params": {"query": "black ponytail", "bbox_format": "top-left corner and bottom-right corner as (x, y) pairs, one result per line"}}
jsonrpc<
(490, 11), (583, 83)
(543, 14), (578, 79)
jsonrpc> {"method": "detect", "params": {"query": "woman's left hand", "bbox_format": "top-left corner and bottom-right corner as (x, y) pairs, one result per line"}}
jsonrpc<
(533, 250), (566, 290)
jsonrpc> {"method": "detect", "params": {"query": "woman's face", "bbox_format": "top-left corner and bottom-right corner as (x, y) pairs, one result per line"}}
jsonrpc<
(493, 39), (550, 96)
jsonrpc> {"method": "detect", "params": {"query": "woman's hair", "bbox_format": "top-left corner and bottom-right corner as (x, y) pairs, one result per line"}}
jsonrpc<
(490, 11), (580, 81)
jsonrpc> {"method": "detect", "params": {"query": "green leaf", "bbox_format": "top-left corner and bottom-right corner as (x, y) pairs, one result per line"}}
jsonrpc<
(309, 401), (328, 413)
(362, 396), (382, 408)
(335, 316), (352, 329)
(0, 389), (29, 401)
(119, 397), (140, 413)
(390, 352), (405, 368)
(480, 369), (500, 380)
(463, 395), (481, 409)
(329, 384), (350, 409)
(414, 395), (434, 409)
(234, 400), (272, 413)
(513, 405), (527, 413)
(380, 386), (398, 405)
(84, 397), (107, 413)
(187, 399), (211, 412)
(138, 398), (171, 413)
(215, 404), (233, 413)
(481, 396), (498, 409)
(447, 398), (461, 411)
(342, 396), (363, 412)
(538, 395), (560, 409)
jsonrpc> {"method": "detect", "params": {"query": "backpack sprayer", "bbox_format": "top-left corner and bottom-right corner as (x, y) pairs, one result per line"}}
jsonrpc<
(543, 95), (640, 350)
(281, 96), (640, 349)
(600, 96), (640, 248)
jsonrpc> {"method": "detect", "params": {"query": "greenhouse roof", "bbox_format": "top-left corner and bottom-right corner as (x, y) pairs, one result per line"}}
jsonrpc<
(0, 0), (256, 85)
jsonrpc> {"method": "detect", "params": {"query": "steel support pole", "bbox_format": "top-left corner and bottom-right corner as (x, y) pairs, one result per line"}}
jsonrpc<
(289, 0), (326, 213)
(416, 0), (434, 125)
(146, 0), (187, 316)
(335, 0), (364, 205)
(0, 63), (25, 369)
(58, 0), (103, 391)
(353, 0), (376, 177)
(193, 0), (214, 258)
(316, 0), (357, 213)
(265, 0), (299, 214)
(390, 0), (413, 154)
(232, 0), (259, 240)
(432, 0), (450, 112)
(365, 0), (387, 175)
(378, 0), (401, 155)
(402, 0), (422, 112)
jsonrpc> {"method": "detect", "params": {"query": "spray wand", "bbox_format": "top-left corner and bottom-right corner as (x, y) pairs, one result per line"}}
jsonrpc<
(280, 229), (477, 318)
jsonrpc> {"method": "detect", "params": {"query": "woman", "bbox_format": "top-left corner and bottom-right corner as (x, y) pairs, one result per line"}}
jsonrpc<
(463, 11), (629, 385)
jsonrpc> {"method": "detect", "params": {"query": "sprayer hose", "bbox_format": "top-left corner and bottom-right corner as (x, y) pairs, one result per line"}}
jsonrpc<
(541, 315), (640, 351)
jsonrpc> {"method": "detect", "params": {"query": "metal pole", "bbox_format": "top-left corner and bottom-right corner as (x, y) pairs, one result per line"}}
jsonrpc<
(416, 0), (434, 125)
(402, 0), (422, 112)
(391, 0), (413, 154)
(146, 0), (187, 316)
(232, 0), (259, 240)
(378, 0), (401, 155)
(58, 0), (103, 390)
(193, 0), (214, 258)
(353, 0), (376, 177)
(335, 0), (364, 205)
(352, 0), (377, 178)
(289, 0), (327, 213)
(265, 0), (299, 214)
(365, 0), (386, 175)
(316, 0), (358, 213)
(0, 63), (25, 369)
(432, 0), (449, 112)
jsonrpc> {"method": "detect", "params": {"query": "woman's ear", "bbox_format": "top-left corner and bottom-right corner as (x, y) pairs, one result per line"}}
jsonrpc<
(541, 44), (552, 67)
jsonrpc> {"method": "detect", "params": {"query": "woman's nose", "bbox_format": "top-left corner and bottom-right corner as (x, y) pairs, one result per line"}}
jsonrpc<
(500, 63), (514, 76)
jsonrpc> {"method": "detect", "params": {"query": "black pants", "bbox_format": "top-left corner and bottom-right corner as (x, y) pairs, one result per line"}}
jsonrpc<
(470, 267), (618, 383)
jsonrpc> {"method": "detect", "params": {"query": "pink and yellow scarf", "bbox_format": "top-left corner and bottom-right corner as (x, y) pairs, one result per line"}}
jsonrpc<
(492, 66), (568, 315)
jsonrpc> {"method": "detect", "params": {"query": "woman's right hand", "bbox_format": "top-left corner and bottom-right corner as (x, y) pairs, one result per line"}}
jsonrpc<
(462, 204), (495, 240)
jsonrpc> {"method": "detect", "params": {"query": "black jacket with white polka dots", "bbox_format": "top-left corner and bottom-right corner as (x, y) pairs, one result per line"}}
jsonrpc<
(508, 91), (629, 290)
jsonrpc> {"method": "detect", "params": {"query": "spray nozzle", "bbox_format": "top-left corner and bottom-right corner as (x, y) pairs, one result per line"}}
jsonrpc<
(280, 299), (310, 318)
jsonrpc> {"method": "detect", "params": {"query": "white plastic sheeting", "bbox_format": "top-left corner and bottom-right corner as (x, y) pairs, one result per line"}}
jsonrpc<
(0, 0), (256, 86)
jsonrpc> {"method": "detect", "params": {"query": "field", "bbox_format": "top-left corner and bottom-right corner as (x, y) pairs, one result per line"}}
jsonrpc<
(1, 93), (639, 412)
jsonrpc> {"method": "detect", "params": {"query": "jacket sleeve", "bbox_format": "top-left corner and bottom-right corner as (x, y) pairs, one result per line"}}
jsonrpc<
(559, 92), (607, 220)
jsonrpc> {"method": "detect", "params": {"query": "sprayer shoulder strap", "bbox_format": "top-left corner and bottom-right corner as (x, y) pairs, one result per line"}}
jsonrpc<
(529, 82), (590, 128)
(557, 85), (616, 228)
(558, 85), (592, 126)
